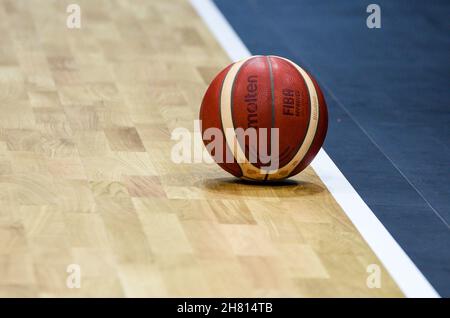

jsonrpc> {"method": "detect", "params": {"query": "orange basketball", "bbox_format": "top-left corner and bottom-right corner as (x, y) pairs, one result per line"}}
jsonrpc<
(200, 55), (328, 181)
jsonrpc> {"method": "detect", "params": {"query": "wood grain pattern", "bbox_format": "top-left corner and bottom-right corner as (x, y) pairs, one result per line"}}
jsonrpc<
(0, 0), (403, 297)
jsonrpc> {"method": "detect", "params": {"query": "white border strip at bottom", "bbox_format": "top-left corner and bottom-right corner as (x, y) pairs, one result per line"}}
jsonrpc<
(190, 0), (439, 298)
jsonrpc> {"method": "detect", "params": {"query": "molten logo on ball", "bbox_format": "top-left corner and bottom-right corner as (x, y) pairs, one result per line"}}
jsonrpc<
(244, 75), (258, 128)
(200, 55), (328, 181)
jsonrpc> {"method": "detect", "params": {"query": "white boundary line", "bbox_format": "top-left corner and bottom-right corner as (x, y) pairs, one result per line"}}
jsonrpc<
(190, 0), (439, 298)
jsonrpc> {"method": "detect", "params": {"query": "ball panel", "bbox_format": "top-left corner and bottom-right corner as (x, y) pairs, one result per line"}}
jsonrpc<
(219, 56), (267, 180)
(231, 56), (273, 169)
(269, 56), (311, 169)
(288, 71), (328, 177)
(265, 57), (321, 180)
(200, 64), (243, 178)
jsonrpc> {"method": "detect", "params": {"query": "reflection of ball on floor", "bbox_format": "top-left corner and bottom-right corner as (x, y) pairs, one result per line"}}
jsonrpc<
(200, 55), (328, 181)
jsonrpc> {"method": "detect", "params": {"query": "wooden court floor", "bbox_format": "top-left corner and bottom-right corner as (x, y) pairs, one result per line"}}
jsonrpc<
(0, 0), (403, 297)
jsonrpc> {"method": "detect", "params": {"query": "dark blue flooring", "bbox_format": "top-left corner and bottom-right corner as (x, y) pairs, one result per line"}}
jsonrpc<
(214, 0), (450, 296)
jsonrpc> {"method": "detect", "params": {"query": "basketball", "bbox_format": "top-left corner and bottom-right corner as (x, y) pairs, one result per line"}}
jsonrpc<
(200, 55), (328, 181)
